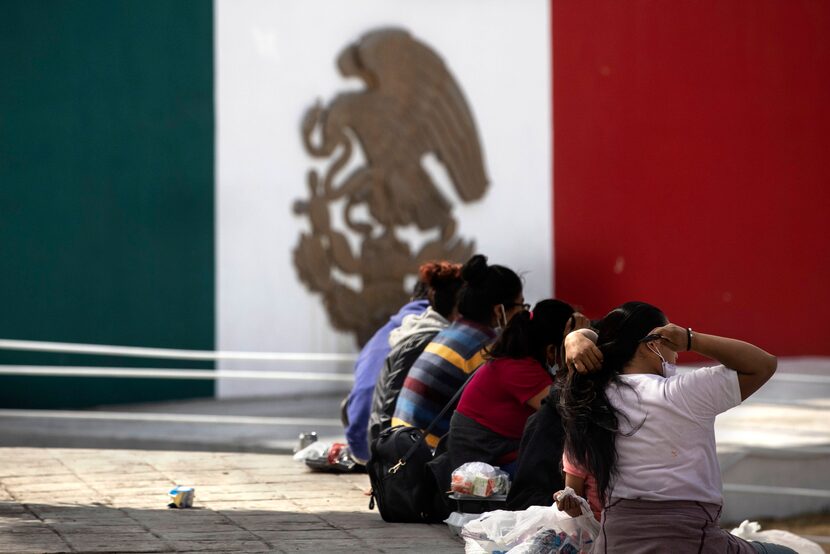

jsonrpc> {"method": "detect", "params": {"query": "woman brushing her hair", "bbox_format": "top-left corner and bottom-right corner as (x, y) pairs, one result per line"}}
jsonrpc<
(559, 301), (793, 553)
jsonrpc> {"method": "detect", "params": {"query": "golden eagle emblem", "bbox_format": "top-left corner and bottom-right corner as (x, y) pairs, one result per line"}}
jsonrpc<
(293, 28), (489, 345)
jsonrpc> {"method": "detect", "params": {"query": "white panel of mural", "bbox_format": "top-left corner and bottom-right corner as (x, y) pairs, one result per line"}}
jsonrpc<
(216, 0), (551, 397)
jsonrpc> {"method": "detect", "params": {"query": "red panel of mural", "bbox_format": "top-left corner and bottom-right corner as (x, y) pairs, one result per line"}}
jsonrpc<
(552, 1), (830, 355)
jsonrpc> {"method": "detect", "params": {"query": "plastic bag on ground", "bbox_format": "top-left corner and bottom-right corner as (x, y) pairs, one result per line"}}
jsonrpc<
(460, 495), (599, 554)
(730, 520), (823, 554)
(293, 441), (330, 461)
(452, 462), (511, 497)
(445, 512), (482, 537)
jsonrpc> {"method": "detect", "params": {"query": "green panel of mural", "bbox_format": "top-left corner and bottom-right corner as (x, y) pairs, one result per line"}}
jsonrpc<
(0, 0), (214, 408)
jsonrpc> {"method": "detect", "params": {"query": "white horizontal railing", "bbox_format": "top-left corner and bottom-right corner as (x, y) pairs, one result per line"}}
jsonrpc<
(0, 365), (353, 382)
(0, 409), (342, 427)
(0, 338), (358, 382)
(0, 339), (358, 363)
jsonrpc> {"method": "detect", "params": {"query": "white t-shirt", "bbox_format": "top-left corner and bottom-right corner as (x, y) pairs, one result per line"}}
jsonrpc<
(607, 365), (742, 504)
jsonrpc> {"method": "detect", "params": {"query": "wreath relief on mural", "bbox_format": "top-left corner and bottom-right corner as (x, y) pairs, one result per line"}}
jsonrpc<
(293, 28), (489, 346)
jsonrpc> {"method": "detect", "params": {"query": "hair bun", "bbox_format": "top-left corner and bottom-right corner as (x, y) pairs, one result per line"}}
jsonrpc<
(461, 254), (489, 286)
(419, 261), (462, 287)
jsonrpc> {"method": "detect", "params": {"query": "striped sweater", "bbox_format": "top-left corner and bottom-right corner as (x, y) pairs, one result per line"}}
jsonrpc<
(392, 319), (496, 447)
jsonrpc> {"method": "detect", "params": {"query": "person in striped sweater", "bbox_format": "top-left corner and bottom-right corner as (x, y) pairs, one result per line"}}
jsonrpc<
(392, 254), (523, 447)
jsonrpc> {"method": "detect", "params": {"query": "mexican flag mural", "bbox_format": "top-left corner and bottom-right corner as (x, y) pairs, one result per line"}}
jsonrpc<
(0, 0), (553, 408)
(3, 1), (828, 409)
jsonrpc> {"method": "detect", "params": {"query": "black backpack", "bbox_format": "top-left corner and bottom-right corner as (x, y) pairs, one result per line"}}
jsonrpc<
(367, 372), (474, 523)
(367, 425), (441, 522)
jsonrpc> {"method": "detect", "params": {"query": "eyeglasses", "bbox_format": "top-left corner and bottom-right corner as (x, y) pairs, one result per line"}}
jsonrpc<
(506, 302), (531, 311)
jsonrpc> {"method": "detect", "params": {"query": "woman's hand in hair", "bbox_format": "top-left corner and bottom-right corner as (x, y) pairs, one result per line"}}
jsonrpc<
(564, 329), (603, 374)
(564, 312), (592, 336)
(649, 323), (688, 352)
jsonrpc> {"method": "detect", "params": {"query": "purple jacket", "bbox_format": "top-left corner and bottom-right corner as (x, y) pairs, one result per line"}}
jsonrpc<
(345, 299), (429, 462)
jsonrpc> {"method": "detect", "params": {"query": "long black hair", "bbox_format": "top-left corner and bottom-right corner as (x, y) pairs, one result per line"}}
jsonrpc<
(558, 301), (667, 504)
(487, 299), (575, 367)
(456, 254), (522, 325)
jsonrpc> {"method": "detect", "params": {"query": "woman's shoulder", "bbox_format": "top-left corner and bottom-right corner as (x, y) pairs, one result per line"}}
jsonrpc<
(488, 356), (543, 372)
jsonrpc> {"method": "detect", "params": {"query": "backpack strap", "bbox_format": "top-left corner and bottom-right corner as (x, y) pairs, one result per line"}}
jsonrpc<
(390, 369), (477, 473)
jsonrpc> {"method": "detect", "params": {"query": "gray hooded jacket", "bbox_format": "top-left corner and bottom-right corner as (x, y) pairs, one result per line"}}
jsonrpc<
(367, 307), (449, 444)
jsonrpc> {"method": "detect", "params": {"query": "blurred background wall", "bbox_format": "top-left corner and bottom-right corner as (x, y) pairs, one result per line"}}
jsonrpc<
(553, 1), (830, 356)
(1, 0), (827, 408)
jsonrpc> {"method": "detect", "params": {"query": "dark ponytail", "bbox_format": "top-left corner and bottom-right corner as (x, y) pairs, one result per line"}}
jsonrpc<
(558, 301), (667, 504)
(457, 254), (522, 325)
(487, 299), (575, 366)
(418, 261), (463, 319)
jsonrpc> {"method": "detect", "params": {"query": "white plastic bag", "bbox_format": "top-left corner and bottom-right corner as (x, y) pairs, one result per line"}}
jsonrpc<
(730, 520), (823, 554)
(507, 487), (600, 554)
(552, 487), (601, 539)
(460, 492), (599, 554)
(292, 441), (330, 461)
(445, 512), (482, 537)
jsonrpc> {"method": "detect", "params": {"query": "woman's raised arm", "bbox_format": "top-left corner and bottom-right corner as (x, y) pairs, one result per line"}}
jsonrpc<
(654, 323), (777, 400)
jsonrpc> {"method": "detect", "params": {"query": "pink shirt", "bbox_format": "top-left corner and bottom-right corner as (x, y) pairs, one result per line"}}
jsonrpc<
(562, 451), (602, 521)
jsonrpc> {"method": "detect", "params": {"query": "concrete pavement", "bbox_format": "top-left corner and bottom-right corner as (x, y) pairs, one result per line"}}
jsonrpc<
(0, 447), (462, 554)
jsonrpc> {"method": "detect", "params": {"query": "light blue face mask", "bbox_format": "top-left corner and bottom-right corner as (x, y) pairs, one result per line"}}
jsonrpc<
(496, 304), (508, 331)
(648, 342), (677, 378)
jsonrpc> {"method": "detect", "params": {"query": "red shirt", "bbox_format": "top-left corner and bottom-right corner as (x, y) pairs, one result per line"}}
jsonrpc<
(457, 357), (552, 439)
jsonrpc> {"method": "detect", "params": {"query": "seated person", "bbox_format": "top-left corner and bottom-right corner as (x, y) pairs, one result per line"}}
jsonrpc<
(392, 254), (523, 447)
(557, 451), (602, 521)
(342, 282), (428, 463)
(448, 299), (587, 476)
(504, 325), (600, 511)
(368, 261), (463, 444)
(559, 301), (794, 553)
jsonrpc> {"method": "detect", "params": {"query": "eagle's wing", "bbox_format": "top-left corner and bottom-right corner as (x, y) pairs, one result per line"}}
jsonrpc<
(346, 29), (489, 203)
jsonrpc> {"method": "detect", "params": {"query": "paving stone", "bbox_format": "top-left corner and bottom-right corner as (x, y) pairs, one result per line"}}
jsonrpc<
(0, 467), (73, 478)
(157, 530), (261, 541)
(5, 481), (88, 494)
(0, 546), (71, 554)
(196, 490), (288, 501)
(276, 539), (383, 552)
(0, 524), (58, 535)
(87, 473), (169, 485)
(63, 533), (169, 552)
(52, 523), (150, 534)
(198, 500), (301, 511)
(166, 540), (272, 552)
(0, 537), (71, 554)
(348, 525), (455, 540)
(252, 528), (355, 541)
(0, 504), (29, 515)
(227, 519), (333, 532)
(0, 517), (42, 527)
(1, 474), (81, 486)
(220, 512), (323, 526)
(36, 508), (132, 518)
